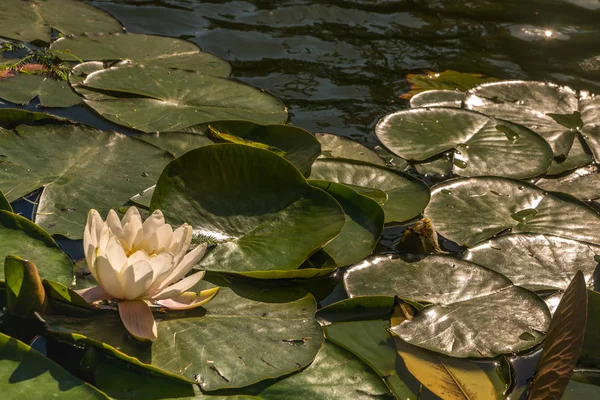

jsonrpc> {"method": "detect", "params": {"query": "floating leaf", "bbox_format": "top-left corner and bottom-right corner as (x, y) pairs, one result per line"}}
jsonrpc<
(47, 284), (323, 391)
(0, 189), (11, 212)
(528, 271), (587, 400)
(376, 108), (552, 179)
(4, 256), (47, 318)
(579, 289), (600, 367)
(0, 210), (73, 285)
(409, 89), (464, 108)
(150, 144), (345, 277)
(0, 119), (173, 238)
(401, 70), (497, 99)
(52, 33), (231, 76)
(425, 176), (600, 247)
(309, 158), (430, 223)
(0, 74), (82, 107)
(464, 234), (600, 290)
(316, 133), (385, 165)
(0, 332), (108, 398)
(0, 0), (123, 43)
(536, 166), (600, 201)
(309, 181), (384, 267)
(73, 64), (288, 132)
(345, 255), (551, 357)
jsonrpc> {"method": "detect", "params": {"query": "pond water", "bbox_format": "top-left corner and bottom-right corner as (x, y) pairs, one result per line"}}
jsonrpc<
(88, 0), (600, 145)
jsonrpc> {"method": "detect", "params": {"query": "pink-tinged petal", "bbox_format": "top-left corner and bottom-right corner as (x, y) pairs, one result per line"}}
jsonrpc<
(121, 207), (143, 250)
(150, 271), (206, 300)
(168, 224), (192, 264)
(118, 300), (157, 342)
(104, 235), (127, 274)
(95, 255), (125, 299)
(157, 287), (219, 310)
(158, 243), (207, 290)
(75, 286), (112, 303)
(120, 260), (154, 300)
(106, 209), (123, 238)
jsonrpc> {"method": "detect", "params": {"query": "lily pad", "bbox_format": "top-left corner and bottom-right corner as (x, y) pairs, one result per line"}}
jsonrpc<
(0, 332), (108, 398)
(464, 234), (600, 290)
(0, 74), (82, 107)
(74, 64), (288, 132)
(400, 70), (497, 100)
(409, 90), (464, 108)
(309, 181), (384, 267)
(375, 108), (553, 179)
(46, 285), (323, 391)
(0, 210), (73, 285)
(537, 166), (600, 202)
(150, 144), (345, 277)
(0, 0), (123, 43)
(425, 176), (600, 247)
(308, 158), (430, 223)
(465, 81), (600, 172)
(0, 189), (11, 212)
(0, 120), (173, 238)
(345, 255), (551, 358)
(315, 133), (385, 165)
(545, 136), (594, 176)
(51, 33), (231, 76)
(413, 154), (453, 180)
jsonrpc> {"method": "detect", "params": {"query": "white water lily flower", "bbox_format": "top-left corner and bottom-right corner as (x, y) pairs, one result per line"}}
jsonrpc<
(77, 207), (218, 342)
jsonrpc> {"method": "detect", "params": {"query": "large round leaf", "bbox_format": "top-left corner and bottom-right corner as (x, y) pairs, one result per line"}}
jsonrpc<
(409, 89), (464, 108)
(0, 0), (123, 43)
(309, 181), (384, 267)
(0, 75), (82, 107)
(465, 81), (600, 173)
(425, 176), (600, 247)
(309, 158), (430, 223)
(0, 121), (173, 238)
(537, 166), (600, 201)
(51, 33), (231, 76)
(46, 285), (323, 392)
(0, 332), (108, 399)
(464, 234), (600, 290)
(315, 133), (385, 166)
(0, 211), (73, 285)
(345, 255), (551, 358)
(375, 108), (552, 179)
(150, 144), (345, 277)
(74, 64), (288, 132)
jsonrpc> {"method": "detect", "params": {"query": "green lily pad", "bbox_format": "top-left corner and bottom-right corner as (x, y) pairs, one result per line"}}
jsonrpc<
(0, 0), (123, 44)
(73, 64), (288, 132)
(537, 167), (600, 201)
(315, 133), (385, 166)
(464, 234), (600, 291)
(413, 154), (453, 180)
(150, 144), (345, 277)
(46, 285), (323, 392)
(345, 255), (551, 358)
(465, 81), (600, 173)
(375, 108), (553, 179)
(0, 210), (72, 285)
(425, 176), (600, 247)
(0, 108), (68, 125)
(308, 158), (430, 223)
(309, 181), (384, 267)
(0, 189), (12, 212)
(0, 74), (82, 107)
(0, 332), (108, 398)
(51, 33), (231, 76)
(545, 136), (594, 176)
(409, 90), (464, 108)
(0, 119), (173, 238)
(320, 297), (420, 400)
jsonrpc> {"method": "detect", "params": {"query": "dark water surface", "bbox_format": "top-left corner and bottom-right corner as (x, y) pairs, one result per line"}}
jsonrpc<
(90, 0), (600, 145)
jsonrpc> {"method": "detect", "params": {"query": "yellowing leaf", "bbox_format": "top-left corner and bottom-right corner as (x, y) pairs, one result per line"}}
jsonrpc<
(528, 271), (587, 400)
(400, 70), (497, 99)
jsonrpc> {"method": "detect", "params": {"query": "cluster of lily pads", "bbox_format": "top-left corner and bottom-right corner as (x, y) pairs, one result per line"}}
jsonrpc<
(0, 0), (599, 399)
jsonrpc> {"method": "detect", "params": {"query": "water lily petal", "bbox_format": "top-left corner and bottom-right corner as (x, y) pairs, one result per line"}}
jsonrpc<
(156, 287), (219, 310)
(106, 209), (123, 238)
(169, 224), (191, 264)
(75, 286), (112, 303)
(150, 270), (206, 300)
(95, 255), (125, 299)
(104, 235), (128, 273)
(85, 209), (104, 248)
(121, 207), (143, 251)
(120, 260), (154, 300)
(118, 300), (157, 342)
(142, 210), (165, 239)
(147, 224), (174, 253)
(126, 249), (150, 266)
(158, 243), (208, 290)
